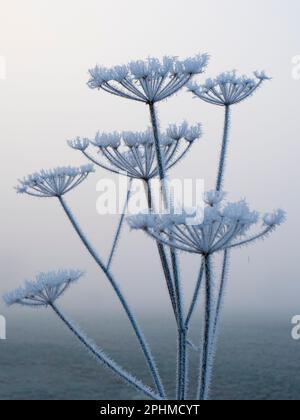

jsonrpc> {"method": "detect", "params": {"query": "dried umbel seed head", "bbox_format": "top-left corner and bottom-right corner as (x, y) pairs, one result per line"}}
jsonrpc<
(69, 124), (203, 180)
(88, 54), (209, 103)
(3, 270), (84, 307)
(16, 165), (95, 197)
(129, 199), (285, 255)
(188, 70), (271, 106)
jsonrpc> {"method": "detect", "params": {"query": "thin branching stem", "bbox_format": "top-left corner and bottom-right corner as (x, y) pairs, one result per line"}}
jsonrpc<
(50, 303), (161, 400)
(107, 178), (133, 270)
(185, 259), (204, 329)
(57, 196), (166, 399)
(212, 250), (229, 339)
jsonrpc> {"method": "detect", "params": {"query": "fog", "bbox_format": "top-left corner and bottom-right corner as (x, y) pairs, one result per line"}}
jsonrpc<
(0, 0), (299, 323)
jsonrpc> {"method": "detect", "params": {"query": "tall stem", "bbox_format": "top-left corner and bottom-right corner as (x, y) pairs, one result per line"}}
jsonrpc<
(58, 196), (166, 399)
(148, 103), (169, 208)
(107, 178), (132, 270)
(148, 103), (187, 400)
(50, 303), (161, 400)
(144, 180), (178, 321)
(216, 105), (231, 191)
(171, 249), (187, 400)
(198, 255), (214, 401)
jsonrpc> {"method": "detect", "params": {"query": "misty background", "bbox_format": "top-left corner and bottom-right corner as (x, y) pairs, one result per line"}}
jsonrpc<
(0, 0), (299, 329)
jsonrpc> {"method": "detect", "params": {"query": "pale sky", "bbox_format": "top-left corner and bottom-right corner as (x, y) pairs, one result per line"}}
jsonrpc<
(0, 0), (300, 321)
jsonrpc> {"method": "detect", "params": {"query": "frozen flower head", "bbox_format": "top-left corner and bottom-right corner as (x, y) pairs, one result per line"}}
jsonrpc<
(188, 70), (271, 106)
(16, 165), (95, 198)
(128, 200), (284, 255)
(263, 209), (286, 227)
(67, 137), (90, 151)
(72, 124), (202, 180)
(93, 132), (121, 148)
(88, 54), (209, 104)
(3, 270), (83, 307)
(204, 190), (227, 207)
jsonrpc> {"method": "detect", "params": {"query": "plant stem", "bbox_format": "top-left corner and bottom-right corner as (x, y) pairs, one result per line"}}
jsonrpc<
(213, 250), (229, 338)
(107, 178), (132, 270)
(143, 180), (178, 320)
(209, 104), (231, 391)
(50, 303), (161, 400)
(185, 259), (204, 329)
(148, 102), (186, 400)
(171, 249), (187, 400)
(198, 254), (214, 401)
(58, 196), (166, 399)
(216, 105), (231, 191)
(148, 102), (169, 208)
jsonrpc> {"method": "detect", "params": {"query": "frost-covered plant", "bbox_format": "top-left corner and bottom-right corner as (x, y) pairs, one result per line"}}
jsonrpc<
(68, 123), (202, 181)
(4, 54), (285, 401)
(4, 270), (83, 307)
(128, 197), (285, 399)
(88, 54), (209, 103)
(16, 165), (95, 197)
(128, 199), (284, 255)
(15, 165), (165, 398)
(4, 271), (161, 400)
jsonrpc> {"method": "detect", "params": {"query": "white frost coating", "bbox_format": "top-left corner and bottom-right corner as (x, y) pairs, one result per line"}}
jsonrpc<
(188, 70), (271, 106)
(74, 124), (202, 180)
(130, 197), (284, 255)
(4, 270), (84, 306)
(88, 54), (209, 103)
(204, 190), (227, 207)
(16, 165), (94, 197)
(92, 132), (121, 148)
(67, 137), (89, 151)
(263, 209), (286, 227)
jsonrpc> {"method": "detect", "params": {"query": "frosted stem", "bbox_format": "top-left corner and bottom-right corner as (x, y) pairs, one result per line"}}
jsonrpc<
(58, 196), (166, 399)
(148, 102), (169, 208)
(198, 255), (214, 401)
(216, 105), (231, 191)
(213, 250), (229, 338)
(171, 249), (187, 400)
(50, 303), (161, 400)
(185, 259), (204, 329)
(148, 103), (186, 399)
(144, 180), (178, 320)
(107, 178), (132, 270)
